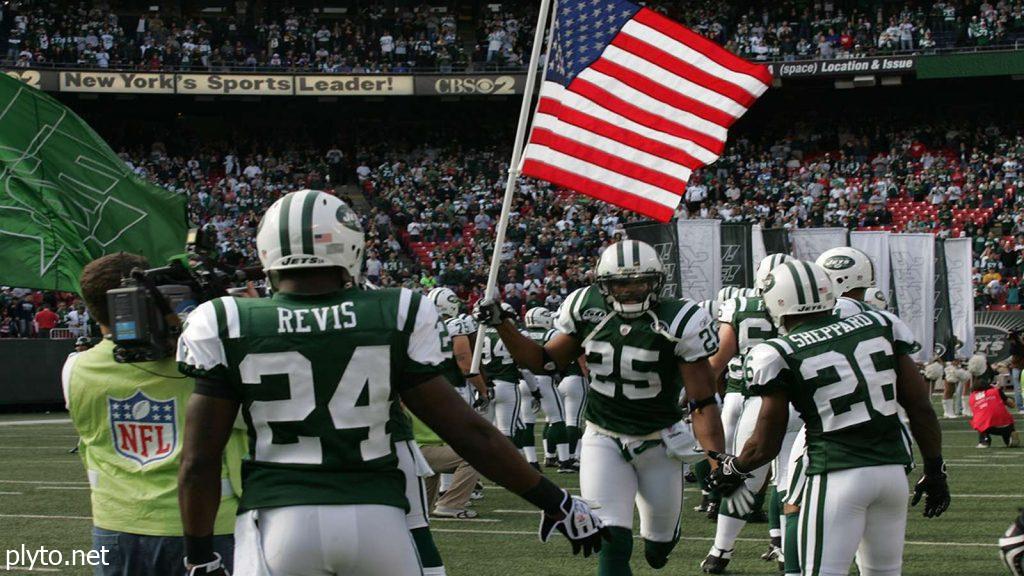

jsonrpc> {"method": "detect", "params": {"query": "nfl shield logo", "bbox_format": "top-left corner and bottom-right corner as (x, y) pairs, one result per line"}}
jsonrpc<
(109, 392), (178, 466)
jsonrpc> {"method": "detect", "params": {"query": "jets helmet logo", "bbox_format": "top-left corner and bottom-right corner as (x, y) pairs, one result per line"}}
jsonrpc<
(108, 392), (177, 466)
(822, 255), (855, 270)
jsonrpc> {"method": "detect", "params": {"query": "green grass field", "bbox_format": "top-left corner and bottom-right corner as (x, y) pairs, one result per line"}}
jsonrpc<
(0, 404), (1019, 575)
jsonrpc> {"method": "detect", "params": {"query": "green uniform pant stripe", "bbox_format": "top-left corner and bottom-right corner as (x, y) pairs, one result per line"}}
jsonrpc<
(299, 190), (318, 255)
(812, 474), (827, 575)
(549, 380), (565, 421)
(278, 192), (295, 257)
(800, 475), (813, 575)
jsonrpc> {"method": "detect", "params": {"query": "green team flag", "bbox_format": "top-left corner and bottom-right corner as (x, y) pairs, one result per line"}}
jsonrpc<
(0, 74), (187, 292)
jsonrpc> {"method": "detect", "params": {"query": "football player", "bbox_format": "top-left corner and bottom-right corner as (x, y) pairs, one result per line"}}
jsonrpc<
(177, 190), (607, 576)
(702, 253), (798, 574)
(711, 260), (950, 576)
(816, 247), (877, 318)
(480, 302), (526, 446)
(477, 239), (726, 576)
(556, 329), (589, 469)
(427, 287), (489, 406)
(519, 307), (574, 473)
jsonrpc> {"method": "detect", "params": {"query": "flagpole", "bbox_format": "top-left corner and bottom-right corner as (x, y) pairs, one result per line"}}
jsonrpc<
(470, 0), (555, 375)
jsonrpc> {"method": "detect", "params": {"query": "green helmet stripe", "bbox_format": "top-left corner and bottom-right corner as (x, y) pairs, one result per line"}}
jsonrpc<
(785, 261), (806, 305)
(300, 190), (318, 255)
(278, 192), (295, 257)
(617, 242), (626, 267)
(804, 261), (820, 303)
(631, 240), (640, 266)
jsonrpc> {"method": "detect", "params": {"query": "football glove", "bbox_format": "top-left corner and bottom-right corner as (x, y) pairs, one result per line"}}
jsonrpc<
(999, 509), (1024, 576)
(706, 451), (752, 497)
(531, 389), (543, 415)
(539, 489), (610, 558)
(184, 553), (229, 576)
(911, 459), (950, 518)
(472, 387), (493, 412)
(473, 298), (513, 327)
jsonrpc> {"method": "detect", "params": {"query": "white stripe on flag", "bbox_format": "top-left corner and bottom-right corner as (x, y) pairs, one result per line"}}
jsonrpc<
(601, 45), (748, 118)
(620, 20), (770, 97)
(545, 83), (719, 165)
(522, 144), (681, 208)
(532, 113), (693, 182)
(575, 68), (729, 143)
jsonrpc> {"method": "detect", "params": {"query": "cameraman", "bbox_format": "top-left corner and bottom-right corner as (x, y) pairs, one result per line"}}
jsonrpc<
(61, 253), (245, 575)
(1009, 330), (1024, 413)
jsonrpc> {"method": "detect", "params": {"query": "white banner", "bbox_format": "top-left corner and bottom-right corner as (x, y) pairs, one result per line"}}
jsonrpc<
(751, 224), (767, 270)
(890, 234), (935, 362)
(790, 228), (848, 262)
(676, 219), (721, 302)
(850, 231), (891, 298)
(944, 238), (975, 359)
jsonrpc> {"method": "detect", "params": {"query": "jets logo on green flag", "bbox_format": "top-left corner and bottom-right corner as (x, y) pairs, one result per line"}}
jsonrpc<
(0, 74), (186, 292)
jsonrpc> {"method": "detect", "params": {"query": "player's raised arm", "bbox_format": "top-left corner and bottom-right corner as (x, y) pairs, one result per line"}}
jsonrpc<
(475, 298), (582, 374)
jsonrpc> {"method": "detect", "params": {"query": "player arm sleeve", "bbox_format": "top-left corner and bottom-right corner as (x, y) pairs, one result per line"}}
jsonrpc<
(553, 287), (589, 338)
(673, 303), (719, 362)
(746, 342), (790, 396)
(717, 298), (738, 326)
(400, 292), (446, 390)
(882, 311), (922, 356)
(176, 301), (235, 397)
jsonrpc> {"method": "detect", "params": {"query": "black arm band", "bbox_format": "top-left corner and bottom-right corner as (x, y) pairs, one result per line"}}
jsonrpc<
(184, 535), (215, 565)
(923, 456), (945, 476)
(690, 395), (718, 412)
(520, 476), (566, 517)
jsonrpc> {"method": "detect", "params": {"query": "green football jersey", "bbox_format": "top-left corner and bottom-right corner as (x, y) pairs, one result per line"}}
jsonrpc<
(481, 325), (521, 383)
(555, 286), (718, 435)
(747, 310), (920, 475)
(177, 287), (446, 513)
(718, 297), (777, 396)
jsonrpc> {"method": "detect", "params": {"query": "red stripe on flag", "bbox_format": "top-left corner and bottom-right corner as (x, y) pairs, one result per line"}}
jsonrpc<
(590, 58), (735, 128)
(610, 33), (758, 108)
(536, 97), (702, 170)
(529, 128), (688, 195)
(521, 159), (677, 222)
(632, 8), (773, 86)
(570, 78), (724, 156)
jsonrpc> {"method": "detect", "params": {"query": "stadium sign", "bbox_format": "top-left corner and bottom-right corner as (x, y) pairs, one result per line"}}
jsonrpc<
(57, 71), (414, 96)
(4, 69), (58, 91)
(768, 56), (916, 78)
(415, 74), (524, 95)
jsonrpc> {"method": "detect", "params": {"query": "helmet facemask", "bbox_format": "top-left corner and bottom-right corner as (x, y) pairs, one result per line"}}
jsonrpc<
(597, 272), (664, 319)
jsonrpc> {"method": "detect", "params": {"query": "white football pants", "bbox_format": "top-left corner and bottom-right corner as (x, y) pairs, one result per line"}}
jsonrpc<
(721, 392), (745, 455)
(799, 465), (908, 576)
(558, 375), (588, 428)
(579, 426), (681, 542)
(518, 374), (565, 425)
(395, 440), (431, 530)
(487, 379), (521, 437)
(234, 504), (421, 576)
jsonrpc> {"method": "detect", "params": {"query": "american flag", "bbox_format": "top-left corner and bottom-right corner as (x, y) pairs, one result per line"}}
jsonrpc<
(520, 0), (772, 222)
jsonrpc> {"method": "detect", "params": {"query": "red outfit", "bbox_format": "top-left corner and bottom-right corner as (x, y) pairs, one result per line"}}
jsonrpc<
(969, 387), (1014, 432)
(34, 308), (58, 330)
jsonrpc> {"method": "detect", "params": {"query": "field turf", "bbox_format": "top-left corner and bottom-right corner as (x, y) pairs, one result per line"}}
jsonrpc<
(0, 403), (1019, 575)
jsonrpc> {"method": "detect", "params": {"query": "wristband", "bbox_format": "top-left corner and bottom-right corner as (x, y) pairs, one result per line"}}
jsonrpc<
(520, 476), (566, 517)
(923, 456), (945, 476)
(184, 535), (215, 565)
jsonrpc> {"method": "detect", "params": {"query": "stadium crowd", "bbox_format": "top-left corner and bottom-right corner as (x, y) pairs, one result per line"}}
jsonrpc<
(5, 106), (1024, 336)
(3, 0), (1024, 70)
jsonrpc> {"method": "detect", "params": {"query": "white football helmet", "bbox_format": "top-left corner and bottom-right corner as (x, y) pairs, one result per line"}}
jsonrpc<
(525, 307), (554, 329)
(1000, 512), (1024, 576)
(596, 239), (664, 319)
(256, 190), (364, 282)
(761, 260), (836, 332)
(754, 253), (795, 293)
(428, 287), (461, 319)
(864, 287), (887, 310)
(501, 302), (518, 321)
(815, 247), (875, 295)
